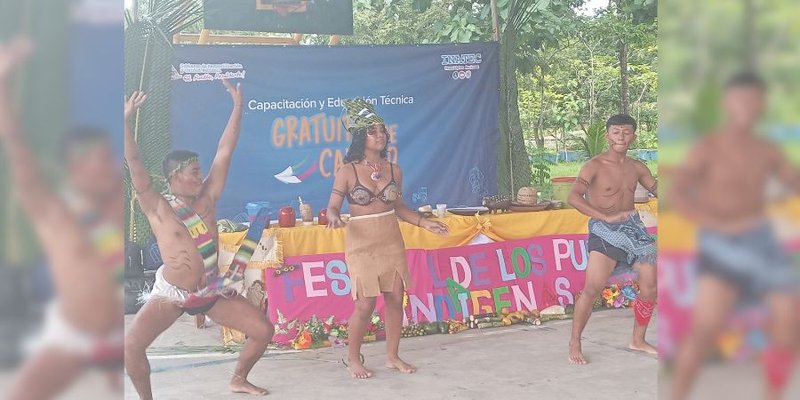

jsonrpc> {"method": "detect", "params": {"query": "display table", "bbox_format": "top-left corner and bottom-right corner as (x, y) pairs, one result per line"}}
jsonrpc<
(216, 200), (658, 347)
(218, 199), (658, 263)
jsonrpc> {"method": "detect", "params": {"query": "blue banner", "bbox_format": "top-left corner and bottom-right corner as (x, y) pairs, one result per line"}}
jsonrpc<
(171, 43), (499, 218)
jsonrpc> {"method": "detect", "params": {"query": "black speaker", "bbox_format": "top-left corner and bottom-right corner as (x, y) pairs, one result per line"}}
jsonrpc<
(125, 241), (144, 279)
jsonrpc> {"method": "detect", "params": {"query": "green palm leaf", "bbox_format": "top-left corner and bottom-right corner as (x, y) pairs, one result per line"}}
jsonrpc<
(124, 0), (202, 246)
(576, 121), (608, 159)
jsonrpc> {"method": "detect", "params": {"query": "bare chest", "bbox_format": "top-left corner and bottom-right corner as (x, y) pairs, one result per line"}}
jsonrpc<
(152, 198), (218, 289)
(708, 149), (772, 187)
(590, 164), (639, 195)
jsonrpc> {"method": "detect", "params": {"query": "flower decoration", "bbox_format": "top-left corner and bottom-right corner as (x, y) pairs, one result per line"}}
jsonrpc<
(602, 285), (621, 306)
(292, 330), (313, 350)
(620, 284), (638, 301)
(597, 282), (641, 309)
(273, 308), (299, 336)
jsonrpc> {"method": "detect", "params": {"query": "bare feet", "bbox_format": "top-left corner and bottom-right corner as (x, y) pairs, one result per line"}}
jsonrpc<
(230, 375), (269, 395)
(629, 340), (658, 355)
(385, 356), (417, 374)
(569, 340), (588, 364)
(347, 358), (373, 379)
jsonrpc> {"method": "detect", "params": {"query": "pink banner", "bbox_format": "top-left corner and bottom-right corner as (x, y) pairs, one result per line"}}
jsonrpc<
(658, 240), (800, 359)
(657, 251), (697, 358)
(264, 232), (651, 345)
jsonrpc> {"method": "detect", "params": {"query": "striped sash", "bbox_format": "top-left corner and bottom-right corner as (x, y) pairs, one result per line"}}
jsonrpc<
(166, 195), (269, 297)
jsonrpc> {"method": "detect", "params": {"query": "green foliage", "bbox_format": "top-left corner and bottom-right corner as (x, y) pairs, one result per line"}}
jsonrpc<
(551, 160), (656, 178)
(125, 0), (203, 245)
(319, 1), (656, 195)
(633, 129), (657, 149)
(660, 0), (800, 129)
(529, 149), (553, 187)
(306, 0), (449, 45)
(577, 122), (608, 159)
(515, 3), (657, 157)
(372, 0), (655, 193)
(0, 2), (69, 264)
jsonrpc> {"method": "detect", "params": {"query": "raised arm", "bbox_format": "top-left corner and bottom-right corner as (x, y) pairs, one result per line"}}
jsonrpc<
(393, 165), (448, 236)
(0, 37), (97, 266)
(635, 159), (658, 197)
(123, 91), (162, 214)
(203, 79), (244, 202)
(0, 37), (58, 219)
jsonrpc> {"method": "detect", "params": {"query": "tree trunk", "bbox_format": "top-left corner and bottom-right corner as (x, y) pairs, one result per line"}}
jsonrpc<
(616, 0), (630, 114)
(535, 66), (546, 149)
(618, 39), (629, 114)
(497, 27), (532, 196)
(586, 41), (596, 122)
(634, 83), (649, 130)
(552, 131), (559, 158)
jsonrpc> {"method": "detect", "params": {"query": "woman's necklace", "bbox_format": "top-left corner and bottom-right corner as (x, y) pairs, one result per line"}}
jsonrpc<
(364, 160), (382, 181)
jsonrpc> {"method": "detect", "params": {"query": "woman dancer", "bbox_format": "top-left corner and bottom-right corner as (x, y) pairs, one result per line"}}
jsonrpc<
(326, 98), (448, 379)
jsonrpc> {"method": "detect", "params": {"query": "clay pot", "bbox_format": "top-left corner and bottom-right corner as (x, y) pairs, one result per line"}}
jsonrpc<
(318, 208), (328, 225)
(278, 206), (296, 228)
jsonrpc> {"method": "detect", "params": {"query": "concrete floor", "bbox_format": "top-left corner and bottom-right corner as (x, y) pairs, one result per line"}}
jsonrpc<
(123, 309), (659, 400)
(659, 360), (800, 400)
(3, 310), (796, 399)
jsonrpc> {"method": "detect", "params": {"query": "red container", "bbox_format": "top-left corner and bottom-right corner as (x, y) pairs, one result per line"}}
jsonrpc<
(278, 206), (296, 228)
(317, 208), (328, 225)
(550, 176), (577, 184)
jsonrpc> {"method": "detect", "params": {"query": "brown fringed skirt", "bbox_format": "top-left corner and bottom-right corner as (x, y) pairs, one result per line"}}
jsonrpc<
(345, 210), (410, 300)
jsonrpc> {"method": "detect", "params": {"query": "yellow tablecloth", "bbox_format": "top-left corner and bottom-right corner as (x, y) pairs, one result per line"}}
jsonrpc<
(659, 197), (800, 252)
(219, 199), (659, 262)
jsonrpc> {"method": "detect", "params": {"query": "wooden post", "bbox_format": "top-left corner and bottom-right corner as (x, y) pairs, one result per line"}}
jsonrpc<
(490, 0), (500, 41)
(198, 28), (211, 44)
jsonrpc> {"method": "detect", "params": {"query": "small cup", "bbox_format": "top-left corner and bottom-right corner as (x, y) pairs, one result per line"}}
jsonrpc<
(436, 204), (447, 218)
(300, 203), (313, 223)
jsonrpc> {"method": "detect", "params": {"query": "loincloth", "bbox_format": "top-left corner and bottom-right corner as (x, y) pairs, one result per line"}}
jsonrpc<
(140, 266), (234, 315)
(698, 222), (798, 299)
(345, 210), (410, 300)
(26, 302), (124, 368)
(588, 213), (657, 274)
